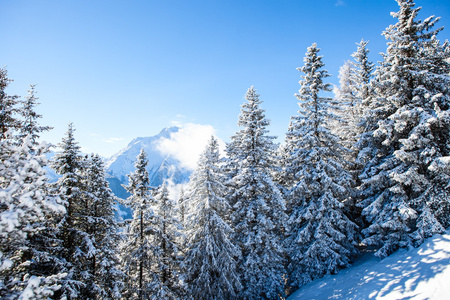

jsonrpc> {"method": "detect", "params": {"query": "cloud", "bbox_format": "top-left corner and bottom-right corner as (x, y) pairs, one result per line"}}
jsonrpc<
(165, 180), (186, 202)
(155, 123), (223, 170)
(335, 0), (345, 6)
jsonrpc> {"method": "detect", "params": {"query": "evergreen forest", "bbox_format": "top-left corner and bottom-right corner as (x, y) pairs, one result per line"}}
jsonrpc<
(1, 0), (449, 299)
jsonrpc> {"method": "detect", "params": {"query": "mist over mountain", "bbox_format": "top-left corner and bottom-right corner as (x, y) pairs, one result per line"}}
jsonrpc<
(106, 127), (191, 185)
(104, 127), (196, 219)
(45, 125), (215, 219)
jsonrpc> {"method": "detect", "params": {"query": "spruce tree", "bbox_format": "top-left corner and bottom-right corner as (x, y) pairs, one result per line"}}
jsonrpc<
(0, 133), (65, 298)
(0, 67), (20, 140)
(150, 183), (182, 299)
(351, 39), (374, 104)
(284, 43), (358, 291)
(349, 39), (375, 174)
(333, 39), (375, 158)
(51, 123), (93, 298)
(177, 187), (186, 228)
(184, 137), (241, 300)
(334, 40), (375, 221)
(359, 0), (450, 257)
(81, 154), (124, 299)
(120, 149), (155, 300)
(333, 60), (357, 151)
(17, 84), (52, 145)
(226, 87), (287, 300)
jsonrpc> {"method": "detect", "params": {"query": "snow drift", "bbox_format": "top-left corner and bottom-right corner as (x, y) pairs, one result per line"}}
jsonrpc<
(288, 229), (450, 300)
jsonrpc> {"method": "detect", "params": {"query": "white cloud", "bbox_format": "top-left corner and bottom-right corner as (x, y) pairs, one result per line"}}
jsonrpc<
(165, 180), (186, 202)
(155, 123), (222, 170)
(335, 0), (345, 6)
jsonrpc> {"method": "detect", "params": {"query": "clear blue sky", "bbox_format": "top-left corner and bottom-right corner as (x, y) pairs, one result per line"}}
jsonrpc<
(1, 0), (449, 157)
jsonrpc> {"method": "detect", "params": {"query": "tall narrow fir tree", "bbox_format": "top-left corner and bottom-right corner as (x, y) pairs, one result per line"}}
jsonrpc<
(120, 149), (155, 299)
(184, 137), (241, 300)
(226, 87), (287, 300)
(284, 43), (358, 291)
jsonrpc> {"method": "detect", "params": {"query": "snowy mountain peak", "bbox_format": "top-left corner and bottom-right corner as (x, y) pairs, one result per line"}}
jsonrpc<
(106, 127), (180, 171)
(127, 127), (180, 149)
(105, 126), (190, 190)
(105, 127), (186, 181)
(104, 126), (192, 219)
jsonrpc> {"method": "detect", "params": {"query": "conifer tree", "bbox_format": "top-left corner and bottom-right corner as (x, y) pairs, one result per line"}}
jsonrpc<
(150, 183), (182, 299)
(334, 40), (374, 158)
(349, 39), (375, 174)
(184, 137), (241, 300)
(120, 149), (155, 300)
(0, 133), (65, 298)
(177, 187), (187, 228)
(334, 40), (375, 220)
(0, 67), (20, 140)
(81, 154), (124, 299)
(176, 186), (188, 262)
(17, 85), (52, 145)
(51, 123), (93, 298)
(272, 143), (292, 214)
(332, 61), (360, 199)
(284, 43), (358, 290)
(352, 40), (374, 100)
(359, 0), (450, 257)
(333, 60), (357, 151)
(226, 87), (287, 300)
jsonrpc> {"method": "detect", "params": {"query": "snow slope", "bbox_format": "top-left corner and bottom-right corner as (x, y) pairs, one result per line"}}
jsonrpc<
(288, 229), (450, 300)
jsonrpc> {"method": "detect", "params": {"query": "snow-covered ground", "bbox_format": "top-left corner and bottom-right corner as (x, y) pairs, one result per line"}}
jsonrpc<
(288, 229), (450, 300)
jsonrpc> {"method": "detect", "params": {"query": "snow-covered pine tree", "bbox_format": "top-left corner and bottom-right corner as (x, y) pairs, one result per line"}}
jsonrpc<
(272, 142), (292, 214)
(150, 183), (182, 299)
(333, 60), (357, 151)
(284, 43), (358, 291)
(351, 39), (374, 105)
(226, 87), (287, 300)
(332, 61), (362, 218)
(359, 0), (450, 257)
(333, 40), (375, 221)
(184, 136), (241, 300)
(17, 85), (52, 146)
(177, 187), (186, 228)
(352, 39), (374, 119)
(0, 67), (20, 140)
(120, 149), (155, 300)
(222, 123), (244, 210)
(51, 123), (93, 298)
(81, 154), (124, 299)
(334, 40), (375, 163)
(349, 39), (375, 179)
(0, 132), (65, 299)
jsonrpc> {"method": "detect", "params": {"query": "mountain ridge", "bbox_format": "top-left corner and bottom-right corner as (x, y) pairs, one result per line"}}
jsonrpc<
(104, 126), (192, 219)
(105, 126), (182, 183)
